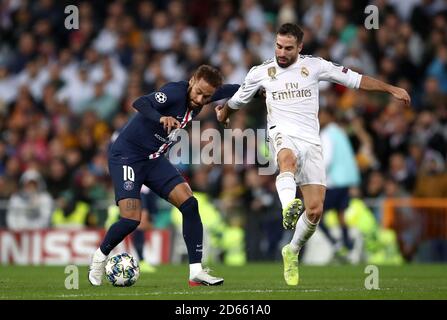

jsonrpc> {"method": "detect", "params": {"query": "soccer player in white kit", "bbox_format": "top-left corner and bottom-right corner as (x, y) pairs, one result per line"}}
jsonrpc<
(216, 23), (410, 285)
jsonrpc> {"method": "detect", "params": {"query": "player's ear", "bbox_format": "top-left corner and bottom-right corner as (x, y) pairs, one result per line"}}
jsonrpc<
(189, 76), (195, 87)
(298, 42), (303, 53)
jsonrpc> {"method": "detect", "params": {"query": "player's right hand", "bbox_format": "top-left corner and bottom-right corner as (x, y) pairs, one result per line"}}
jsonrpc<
(391, 87), (411, 106)
(215, 105), (230, 128)
(160, 116), (180, 134)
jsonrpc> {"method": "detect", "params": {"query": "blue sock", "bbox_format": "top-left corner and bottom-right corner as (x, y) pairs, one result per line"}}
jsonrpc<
(179, 197), (203, 264)
(100, 217), (140, 255)
(132, 229), (145, 261)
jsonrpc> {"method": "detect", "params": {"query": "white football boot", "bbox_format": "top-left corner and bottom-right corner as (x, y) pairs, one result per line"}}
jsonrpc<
(189, 268), (224, 286)
(88, 248), (108, 286)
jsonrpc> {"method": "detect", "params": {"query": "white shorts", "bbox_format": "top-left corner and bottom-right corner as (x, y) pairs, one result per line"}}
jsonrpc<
(268, 127), (326, 186)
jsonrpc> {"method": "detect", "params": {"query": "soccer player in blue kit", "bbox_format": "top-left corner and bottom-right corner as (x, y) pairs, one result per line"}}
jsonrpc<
(88, 65), (239, 286)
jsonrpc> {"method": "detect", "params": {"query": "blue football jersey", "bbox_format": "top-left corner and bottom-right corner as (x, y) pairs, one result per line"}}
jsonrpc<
(110, 81), (239, 162)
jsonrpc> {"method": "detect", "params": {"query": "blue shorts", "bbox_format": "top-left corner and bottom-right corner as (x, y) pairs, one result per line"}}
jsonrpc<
(323, 187), (350, 212)
(108, 155), (185, 204)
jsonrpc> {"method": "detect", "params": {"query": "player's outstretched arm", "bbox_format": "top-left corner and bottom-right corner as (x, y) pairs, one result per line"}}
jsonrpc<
(359, 75), (411, 105)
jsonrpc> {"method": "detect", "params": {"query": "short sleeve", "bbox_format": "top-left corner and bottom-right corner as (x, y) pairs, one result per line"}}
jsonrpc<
(318, 58), (362, 89)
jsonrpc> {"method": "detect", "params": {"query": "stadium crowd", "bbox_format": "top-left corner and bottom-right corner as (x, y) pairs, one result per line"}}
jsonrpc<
(0, 0), (447, 262)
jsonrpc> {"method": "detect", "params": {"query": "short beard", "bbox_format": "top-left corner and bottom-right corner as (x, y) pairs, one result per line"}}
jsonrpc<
(276, 56), (295, 68)
(187, 85), (193, 108)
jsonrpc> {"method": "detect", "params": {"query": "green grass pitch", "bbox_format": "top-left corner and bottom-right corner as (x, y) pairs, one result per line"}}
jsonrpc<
(1, 263), (446, 300)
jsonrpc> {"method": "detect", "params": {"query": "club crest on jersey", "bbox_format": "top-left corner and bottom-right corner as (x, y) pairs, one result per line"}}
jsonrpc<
(268, 67), (277, 80)
(155, 92), (167, 103)
(123, 180), (134, 191)
(301, 67), (309, 77)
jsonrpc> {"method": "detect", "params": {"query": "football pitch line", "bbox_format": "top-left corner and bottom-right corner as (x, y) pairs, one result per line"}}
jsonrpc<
(49, 287), (394, 298)
(54, 289), (320, 298)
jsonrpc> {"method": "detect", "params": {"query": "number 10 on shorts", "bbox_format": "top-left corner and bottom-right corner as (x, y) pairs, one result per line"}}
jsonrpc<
(123, 165), (135, 181)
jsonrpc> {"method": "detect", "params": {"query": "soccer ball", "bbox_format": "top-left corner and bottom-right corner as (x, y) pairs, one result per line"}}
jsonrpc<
(105, 253), (140, 287)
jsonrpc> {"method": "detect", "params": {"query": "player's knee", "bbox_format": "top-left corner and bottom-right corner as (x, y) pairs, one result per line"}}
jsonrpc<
(118, 198), (142, 221)
(120, 210), (141, 221)
(168, 182), (194, 207)
(306, 203), (323, 224)
(179, 196), (198, 212)
(278, 150), (297, 172)
(179, 197), (201, 221)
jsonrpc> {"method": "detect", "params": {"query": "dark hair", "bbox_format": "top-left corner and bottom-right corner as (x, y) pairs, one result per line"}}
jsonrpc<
(277, 23), (304, 43)
(193, 65), (223, 88)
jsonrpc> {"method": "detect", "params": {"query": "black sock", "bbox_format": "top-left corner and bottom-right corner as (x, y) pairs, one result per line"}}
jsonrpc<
(100, 217), (140, 255)
(319, 220), (337, 245)
(179, 197), (203, 264)
(132, 229), (145, 261)
(341, 225), (352, 250)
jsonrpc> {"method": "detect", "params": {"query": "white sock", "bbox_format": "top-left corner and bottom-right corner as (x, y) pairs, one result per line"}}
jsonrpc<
(275, 172), (297, 209)
(289, 211), (318, 254)
(189, 263), (203, 279)
(95, 248), (107, 261)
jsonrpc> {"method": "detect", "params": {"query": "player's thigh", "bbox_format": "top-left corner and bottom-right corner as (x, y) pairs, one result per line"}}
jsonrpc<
(143, 156), (187, 206)
(109, 160), (145, 219)
(295, 143), (326, 186)
(269, 128), (300, 173)
(167, 182), (194, 208)
(117, 198), (142, 221)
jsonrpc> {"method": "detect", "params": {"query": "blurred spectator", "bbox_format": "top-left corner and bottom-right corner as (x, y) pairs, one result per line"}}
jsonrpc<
(51, 190), (91, 229)
(93, 17), (119, 55)
(0, 63), (19, 106)
(79, 81), (119, 122)
(148, 11), (174, 52)
(303, 0), (334, 43)
(427, 45), (447, 93)
(413, 149), (447, 197)
(241, 0), (266, 32)
(382, 176), (421, 261)
(6, 169), (53, 230)
(277, 0), (299, 26)
(365, 170), (386, 199)
(10, 32), (36, 73)
(412, 109), (447, 158)
(388, 152), (415, 191)
(57, 64), (94, 114)
(45, 157), (71, 199)
(243, 166), (282, 261)
(320, 107), (360, 255)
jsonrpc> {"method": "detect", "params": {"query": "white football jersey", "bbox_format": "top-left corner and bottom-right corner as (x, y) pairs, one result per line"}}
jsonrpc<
(227, 55), (362, 145)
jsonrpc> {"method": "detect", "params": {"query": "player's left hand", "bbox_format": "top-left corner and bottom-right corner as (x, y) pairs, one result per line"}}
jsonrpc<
(391, 87), (411, 105)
